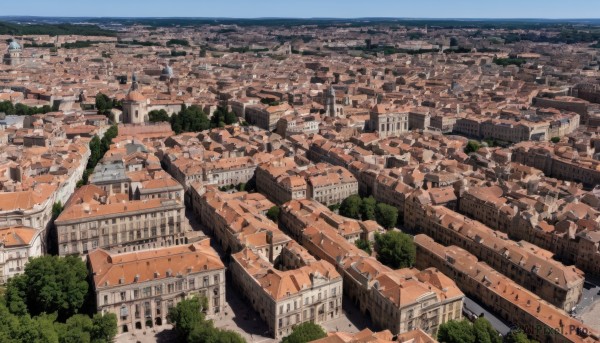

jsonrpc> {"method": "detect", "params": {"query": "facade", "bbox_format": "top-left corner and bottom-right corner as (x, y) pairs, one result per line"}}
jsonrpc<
(415, 234), (598, 343)
(0, 226), (43, 284)
(121, 75), (149, 124)
(407, 204), (584, 311)
(246, 103), (291, 131)
(368, 105), (409, 138)
(256, 158), (358, 207)
(88, 240), (225, 334)
(56, 186), (187, 256)
(279, 201), (464, 337)
(230, 248), (343, 339)
(195, 188), (291, 261)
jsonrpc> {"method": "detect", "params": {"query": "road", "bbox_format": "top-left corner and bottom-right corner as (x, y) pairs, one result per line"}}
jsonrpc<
(463, 297), (511, 335)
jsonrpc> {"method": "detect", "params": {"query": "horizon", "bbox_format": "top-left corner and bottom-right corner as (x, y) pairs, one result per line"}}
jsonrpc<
(3, 0), (600, 20)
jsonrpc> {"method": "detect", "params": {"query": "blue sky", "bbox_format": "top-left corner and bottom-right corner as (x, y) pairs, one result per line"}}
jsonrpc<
(3, 0), (600, 18)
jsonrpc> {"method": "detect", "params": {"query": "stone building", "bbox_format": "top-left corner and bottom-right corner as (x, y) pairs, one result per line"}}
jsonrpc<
(279, 201), (464, 337)
(55, 185), (187, 256)
(88, 240), (225, 334)
(407, 204), (584, 311)
(414, 234), (598, 343)
(3, 40), (22, 66)
(368, 105), (409, 138)
(230, 248), (343, 339)
(195, 188), (291, 261)
(121, 74), (149, 124)
(0, 226), (43, 284)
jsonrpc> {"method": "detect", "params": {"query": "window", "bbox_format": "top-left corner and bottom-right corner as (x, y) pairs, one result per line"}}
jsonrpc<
(120, 292), (126, 301)
(104, 295), (108, 305)
(189, 278), (195, 289)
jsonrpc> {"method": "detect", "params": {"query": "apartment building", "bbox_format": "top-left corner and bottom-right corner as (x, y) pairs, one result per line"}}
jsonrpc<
(256, 157), (308, 205)
(279, 202), (464, 337)
(0, 226), (43, 283)
(415, 235), (599, 343)
(88, 240), (225, 334)
(245, 103), (292, 131)
(407, 204), (584, 311)
(56, 185), (186, 256)
(306, 165), (359, 207)
(230, 248), (343, 339)
(195, 188), (291, 262)
(280, 199), (381, 244)
(513, 142), (600, 187)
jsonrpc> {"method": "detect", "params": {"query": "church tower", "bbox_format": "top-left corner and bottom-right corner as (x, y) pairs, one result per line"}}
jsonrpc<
(121, 72), (148, 124)
(4, 39), (22, 66)
(325, 85), (341, 117)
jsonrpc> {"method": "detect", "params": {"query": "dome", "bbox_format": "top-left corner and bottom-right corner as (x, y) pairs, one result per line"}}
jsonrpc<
(8, 40), (21, 50)
(125, 91), (147, 102)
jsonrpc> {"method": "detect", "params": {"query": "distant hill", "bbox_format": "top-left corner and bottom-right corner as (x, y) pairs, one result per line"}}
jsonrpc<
(0, 21), (116, 36)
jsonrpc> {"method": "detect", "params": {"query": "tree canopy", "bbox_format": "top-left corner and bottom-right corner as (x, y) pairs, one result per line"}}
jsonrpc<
(6, 255), (89, 320)
(504, 329), (537, 343)
(170, 105), (211, 134)
(212, 106), (238, 127)
(375, 203), (398, 229)
(339, 194), (362, 219)
(374, 231), (415, 269)
(464, 140), (481, 154)
(0, 100), (54, 116)
(360, 196), (377, 221)
(437, 318), (504, 343)
(281, 322), (326, 343)
(149, 109), (171, 123)
(267, 206), (280, 223)
(1, 254), (117, 343)
(94, 93), (117, 115)
(355, 239), (372, 255)
(168, 297), (245, 343)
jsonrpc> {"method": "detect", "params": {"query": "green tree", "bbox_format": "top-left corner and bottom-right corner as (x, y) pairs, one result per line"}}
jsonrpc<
(374, 231), (415, 269)
(355, 239), (372, 255)
(374, 203), (398, 229)
(0, 100), (16, 115)
(464, 140), (481, 154)
(267, 206), (280, 222)
(504, 329), (536, 343)
(149, 109), (170, 123)
(360, 196), (377, 221)
(52, 202), (64, 220)
(339, 195), (362, 219)
(90, 313), (118, 343)
(281, 322), (326, 343)
(94, 93), (113, 115)
(87, 135), (102, 169)
(167, 297), (206, 340)
(474, 317), (502, 343)
(438, 319), (476, 343)
(6, 256), (88, 320)
(224, 111), (237, 125)
(550, 137), (560, 143)
(55, 314), (92, 343)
